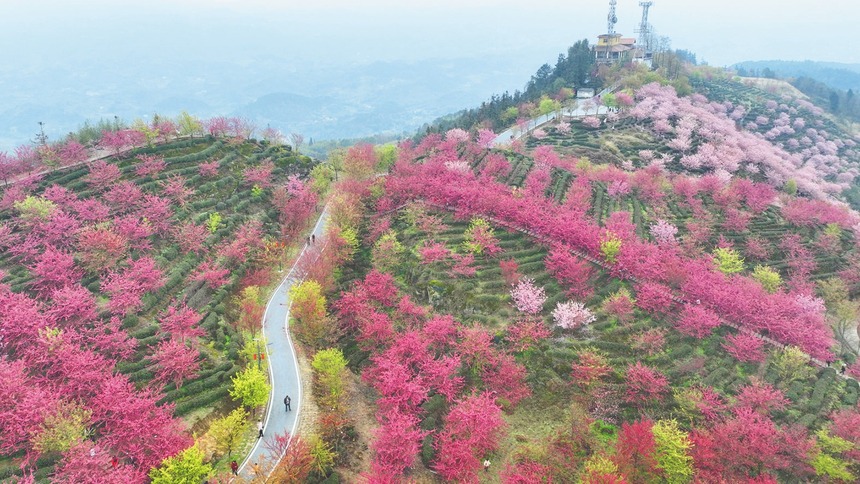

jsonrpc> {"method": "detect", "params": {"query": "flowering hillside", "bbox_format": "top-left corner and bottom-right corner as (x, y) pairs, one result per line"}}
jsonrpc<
(309, 74), (860, 482)
(0, 125), (320, 481)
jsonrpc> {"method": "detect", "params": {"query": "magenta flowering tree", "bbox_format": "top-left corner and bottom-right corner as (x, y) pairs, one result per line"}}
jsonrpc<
(149, 339), (200, 390)
(198, 159), (220, 178)
(243, 159), (275, 188)
(134, 155), (166, 178)
(158, 303), (204, 344)
(624, 362), (669, 405)
(192, 259), (231, 289)
(433, 392), (506, 482)
(674, 304), (722, 339)
(607, 180), (631, 198)
(57, 140), (88, 167)
(475, 129), (497, 149)
(552, 301), (596, 330)
(722, 333), (766, 363)
(418, 240), (450, 264)
(172, 221), (209, 255)
(84, 160), (122, 191)
(510, 277), (547, 314)
(545, 245), (595, 299)
(160, 175), (194, 206)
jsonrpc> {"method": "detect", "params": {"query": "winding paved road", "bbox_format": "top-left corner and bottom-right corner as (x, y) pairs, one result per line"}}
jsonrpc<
(238, 206), (330, 479)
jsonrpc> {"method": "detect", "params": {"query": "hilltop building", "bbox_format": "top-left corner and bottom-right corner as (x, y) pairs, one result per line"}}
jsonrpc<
(594, 0), (654, 66)
(594, 34), (638, 64)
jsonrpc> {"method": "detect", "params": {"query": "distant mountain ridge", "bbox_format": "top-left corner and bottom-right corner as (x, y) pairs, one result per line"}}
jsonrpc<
(733, 60), (860, 92)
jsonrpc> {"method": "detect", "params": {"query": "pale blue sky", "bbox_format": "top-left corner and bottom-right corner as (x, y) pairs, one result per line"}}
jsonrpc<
(2, 0), (858, 66)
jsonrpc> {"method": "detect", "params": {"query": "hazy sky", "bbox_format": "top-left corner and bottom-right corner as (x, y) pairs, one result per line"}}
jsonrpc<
(2, 0), (858, 67)
(1, 0), (858, 149)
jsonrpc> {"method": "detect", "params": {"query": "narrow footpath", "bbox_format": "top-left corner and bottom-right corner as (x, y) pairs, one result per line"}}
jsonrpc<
(238, 205), (330, 479)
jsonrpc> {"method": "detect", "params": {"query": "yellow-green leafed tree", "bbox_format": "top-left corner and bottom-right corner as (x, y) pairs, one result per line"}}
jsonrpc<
(712, 247), (744, 275)
(771, 346), (815, 388)
(14, 196), (57, 222)
(600, 232), (622, 264)
(652, 419), (694, 484)
(752, 265), (782, 293)
(229, 366), (271, 409)
(371, 231), (404, 273)
(209, 407), (249, 457)
(810, 429), (855, 482)
(149, 444), (212, 484)
(32, 402), (91, 454)
(312, 348), (348, 404)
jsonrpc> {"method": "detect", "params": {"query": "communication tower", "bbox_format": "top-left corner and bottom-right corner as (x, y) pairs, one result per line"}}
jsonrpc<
(635, 1), (653, 54)
(607, 0), (618, 35)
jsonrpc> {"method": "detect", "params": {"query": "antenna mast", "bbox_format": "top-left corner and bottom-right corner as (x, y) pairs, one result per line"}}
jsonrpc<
(607, 0), (618, 35)
(635, 1), (653, 54)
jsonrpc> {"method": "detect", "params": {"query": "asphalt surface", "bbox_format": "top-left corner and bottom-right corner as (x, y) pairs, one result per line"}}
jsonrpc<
(238, 206), (330, 479)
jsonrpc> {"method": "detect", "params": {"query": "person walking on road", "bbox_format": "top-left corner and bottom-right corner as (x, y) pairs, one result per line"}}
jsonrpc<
(284, 394), (292, 412)
(257, 419), (264, 438)
(230, 460), (238, 475)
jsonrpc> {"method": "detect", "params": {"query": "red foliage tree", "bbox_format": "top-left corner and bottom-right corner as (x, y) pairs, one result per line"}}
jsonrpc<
(545, 246), (595, 299)
(243, 159), (275, 188)
(634, 282), (676, 315)
(418, 240), (450, 264)
(53, 440), (147, 484)
(368, 409), (428, 479)
(692, 408), (813, 481)
(191, 259), (231, 289)
(48, 284), (98, 326)
(499, 258), (522, 287)
(433, 392), (506, 482)
(134, 154), (166, 178)
(505, 318), (551, 352)
(571, 349), (612, 389)
(89, 375), (191, 472)
(172, 221), (209, 255)
(0, 359), (55, 458)
(30, 246), (82, 294)
(734, 379), (788, 415)
(674, 304), (721, 339)
(158, 304), (204, 344)
(624, 362), (669, 405)
(272, 176), (318, 238)
(103, 181), (144, 210)
(614, 420), (659, 482)
(160, 175), (194, 206)
(150, 339), (200, 389)
(722, 332), (766, 363)
(77, 226), (129, 273)
(198, 159), (220, 178)
(135, 194), (173, 234)
(84, 160), (122, 191)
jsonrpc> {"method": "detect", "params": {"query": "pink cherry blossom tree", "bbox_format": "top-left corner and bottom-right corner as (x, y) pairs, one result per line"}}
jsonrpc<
(510, 277), (547, 314)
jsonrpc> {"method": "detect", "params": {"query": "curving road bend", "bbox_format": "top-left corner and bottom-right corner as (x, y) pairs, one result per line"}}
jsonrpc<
(238, 205), (330, 479)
